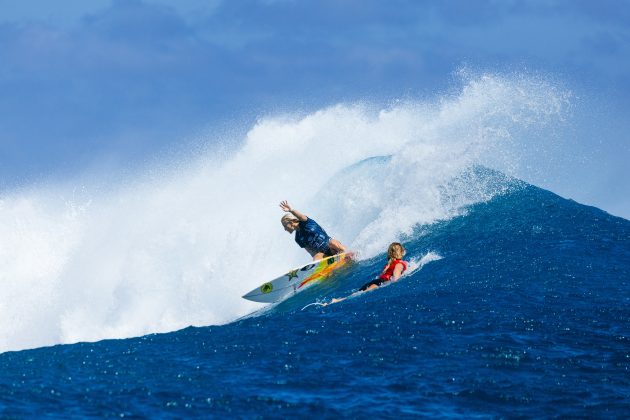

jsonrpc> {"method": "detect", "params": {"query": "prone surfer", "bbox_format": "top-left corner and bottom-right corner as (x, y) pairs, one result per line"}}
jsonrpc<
(279, 200), (347, 261)
(328, 242), (407, 304)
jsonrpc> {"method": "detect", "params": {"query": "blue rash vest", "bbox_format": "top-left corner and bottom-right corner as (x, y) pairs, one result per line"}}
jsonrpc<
(294, 218), (331, 253)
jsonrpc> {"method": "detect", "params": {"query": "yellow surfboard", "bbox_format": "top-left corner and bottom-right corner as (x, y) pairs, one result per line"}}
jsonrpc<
(242, 252), (355, 303)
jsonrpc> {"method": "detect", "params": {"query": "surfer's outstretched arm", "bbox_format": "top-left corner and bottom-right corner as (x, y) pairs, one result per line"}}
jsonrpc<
(279, 201), (307, 222)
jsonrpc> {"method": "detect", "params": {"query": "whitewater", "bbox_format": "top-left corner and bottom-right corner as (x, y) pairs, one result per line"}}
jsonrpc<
(0, 73), (570, 353)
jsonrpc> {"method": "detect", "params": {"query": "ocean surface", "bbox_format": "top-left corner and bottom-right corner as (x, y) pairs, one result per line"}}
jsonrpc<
(1, 74), (628, 417)
(1, 179), (629, 417)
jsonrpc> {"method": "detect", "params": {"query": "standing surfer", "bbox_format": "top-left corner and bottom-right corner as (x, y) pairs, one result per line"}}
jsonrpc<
(279, 200), (347, 260)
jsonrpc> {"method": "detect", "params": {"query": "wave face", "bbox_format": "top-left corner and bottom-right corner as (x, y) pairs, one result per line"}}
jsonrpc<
(1, 183), (629, 417)
(0, 73), (570, 353)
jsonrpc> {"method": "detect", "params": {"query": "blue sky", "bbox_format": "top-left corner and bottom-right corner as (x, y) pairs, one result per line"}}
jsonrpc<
(0, 0), (629, 215)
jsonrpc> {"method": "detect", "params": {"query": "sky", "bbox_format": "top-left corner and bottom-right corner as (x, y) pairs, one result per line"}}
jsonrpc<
(0, 0), (629, 217)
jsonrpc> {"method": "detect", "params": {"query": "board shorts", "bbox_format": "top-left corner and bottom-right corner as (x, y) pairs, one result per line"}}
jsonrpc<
(359, 277), (389, 291)
(322, 245), (335, 257)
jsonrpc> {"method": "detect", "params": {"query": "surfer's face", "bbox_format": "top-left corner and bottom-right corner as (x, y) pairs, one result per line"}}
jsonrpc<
(283, 220), (299, 233)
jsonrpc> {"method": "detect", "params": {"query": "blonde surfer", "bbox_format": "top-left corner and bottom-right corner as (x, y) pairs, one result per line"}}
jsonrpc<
(279, 200), (346, 261)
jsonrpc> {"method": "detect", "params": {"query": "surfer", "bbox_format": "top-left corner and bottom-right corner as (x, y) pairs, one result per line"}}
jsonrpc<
(328, 242), (407, 304)
(279, 200), (347, 260)
(359, 242), (407, 291)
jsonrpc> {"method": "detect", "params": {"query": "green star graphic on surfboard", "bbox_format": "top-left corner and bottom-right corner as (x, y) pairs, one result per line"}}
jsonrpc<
(286, 270), (299, 281)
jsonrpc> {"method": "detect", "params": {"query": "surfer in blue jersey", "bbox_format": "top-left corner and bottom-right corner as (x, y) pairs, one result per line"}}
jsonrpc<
(279, 200), (347, 260)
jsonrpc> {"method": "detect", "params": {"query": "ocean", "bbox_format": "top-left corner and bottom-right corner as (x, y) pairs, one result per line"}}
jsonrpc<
(1, 73), (628, 417)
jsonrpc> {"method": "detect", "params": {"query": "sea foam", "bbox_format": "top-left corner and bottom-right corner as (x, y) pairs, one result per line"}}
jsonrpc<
(0, 72), (569, 352)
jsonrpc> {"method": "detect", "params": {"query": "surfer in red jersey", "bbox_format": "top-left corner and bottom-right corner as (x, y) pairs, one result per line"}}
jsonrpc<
(328, 242), (407, 304)
(358, 242), (407, 292)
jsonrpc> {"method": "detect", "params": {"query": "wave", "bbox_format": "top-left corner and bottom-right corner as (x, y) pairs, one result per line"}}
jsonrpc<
(0, 72), (569, 353)
(2, 183), (628, 417)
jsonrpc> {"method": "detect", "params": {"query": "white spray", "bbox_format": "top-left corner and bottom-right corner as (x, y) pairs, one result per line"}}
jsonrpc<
(0, 72), (569, 352)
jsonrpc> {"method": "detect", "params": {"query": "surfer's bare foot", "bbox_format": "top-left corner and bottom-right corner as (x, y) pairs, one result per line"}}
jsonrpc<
(330, 298), (343, 304)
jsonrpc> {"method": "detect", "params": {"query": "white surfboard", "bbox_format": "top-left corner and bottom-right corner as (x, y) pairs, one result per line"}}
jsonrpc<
(242, 252), (355, 303)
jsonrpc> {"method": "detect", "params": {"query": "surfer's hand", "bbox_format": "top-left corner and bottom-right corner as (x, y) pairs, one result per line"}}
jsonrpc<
(279, 200), (292, 212)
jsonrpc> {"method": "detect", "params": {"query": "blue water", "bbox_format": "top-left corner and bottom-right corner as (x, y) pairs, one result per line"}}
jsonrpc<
(1, 181), (629, 418)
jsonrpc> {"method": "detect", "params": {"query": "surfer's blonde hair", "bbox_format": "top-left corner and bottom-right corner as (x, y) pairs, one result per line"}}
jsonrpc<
(387, 242), (406, 260)
(281, 213), (298, 225)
